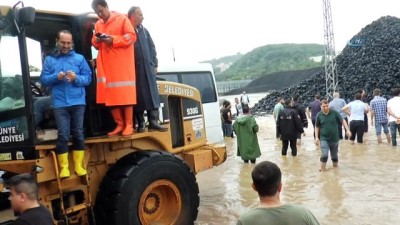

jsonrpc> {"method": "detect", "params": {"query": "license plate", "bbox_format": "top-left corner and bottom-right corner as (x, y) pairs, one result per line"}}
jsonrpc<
(0, 153), (12, 161)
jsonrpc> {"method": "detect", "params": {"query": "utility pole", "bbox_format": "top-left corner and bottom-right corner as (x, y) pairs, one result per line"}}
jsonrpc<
(322, 0), (337, 99)
(172, 48), (176, 62)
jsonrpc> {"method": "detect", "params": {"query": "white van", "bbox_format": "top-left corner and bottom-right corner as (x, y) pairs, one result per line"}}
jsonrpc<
(157, 63), (224, 144)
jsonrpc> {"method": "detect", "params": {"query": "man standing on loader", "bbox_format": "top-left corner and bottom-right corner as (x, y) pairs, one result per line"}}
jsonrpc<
(128, 6), (167, 132)
(91, 0), (137, 137)
(41, 30), (92, 178)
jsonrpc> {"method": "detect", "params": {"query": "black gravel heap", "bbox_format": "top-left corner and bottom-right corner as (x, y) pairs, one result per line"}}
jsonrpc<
(252, 16), (400, 116)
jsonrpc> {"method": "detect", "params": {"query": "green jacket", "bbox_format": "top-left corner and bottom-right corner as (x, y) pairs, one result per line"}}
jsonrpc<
(233, 114), (261, 160)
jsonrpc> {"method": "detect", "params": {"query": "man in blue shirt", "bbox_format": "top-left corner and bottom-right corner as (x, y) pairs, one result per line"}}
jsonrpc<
(329, 92), (348, 139)
(370, 89), (390, 144)
(41, 30), (92, 178)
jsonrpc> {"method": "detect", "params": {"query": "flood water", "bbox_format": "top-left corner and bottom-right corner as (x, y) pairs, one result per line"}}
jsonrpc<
(195, 97), (400, 225)
(2, 93), (400, 225)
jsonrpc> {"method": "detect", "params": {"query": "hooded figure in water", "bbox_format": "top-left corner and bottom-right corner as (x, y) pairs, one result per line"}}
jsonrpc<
(233, 105), (261, 163)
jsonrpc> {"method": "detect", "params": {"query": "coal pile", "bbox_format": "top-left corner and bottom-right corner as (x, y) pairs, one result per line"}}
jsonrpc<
(252, 16), (400, 116)
(224, 67), (323, 96)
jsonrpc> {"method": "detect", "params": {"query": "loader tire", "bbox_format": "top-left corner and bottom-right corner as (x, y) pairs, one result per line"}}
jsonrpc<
(94, 150), (199, 225)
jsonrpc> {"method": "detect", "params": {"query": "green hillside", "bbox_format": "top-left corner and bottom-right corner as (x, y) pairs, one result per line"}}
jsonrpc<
(206, 43), (324, 81)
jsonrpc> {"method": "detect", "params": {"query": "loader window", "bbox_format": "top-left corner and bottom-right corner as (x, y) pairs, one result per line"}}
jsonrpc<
(157, 74), (179, 83)
(169, 96), (183, 148)
(27, 39), (44, 78)
(0, 35), (30, 147)
(181, 72), (217, 104)
(0, 76), (24, 111)
(0, 36), (26, 111)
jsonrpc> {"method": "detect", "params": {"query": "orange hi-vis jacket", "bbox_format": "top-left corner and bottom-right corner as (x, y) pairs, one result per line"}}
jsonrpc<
(92, 12), (136, 106)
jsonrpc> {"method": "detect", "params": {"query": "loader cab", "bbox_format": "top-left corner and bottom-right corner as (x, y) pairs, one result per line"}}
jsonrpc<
(0, 4), (36, 161)
(0, 4), (103, 161)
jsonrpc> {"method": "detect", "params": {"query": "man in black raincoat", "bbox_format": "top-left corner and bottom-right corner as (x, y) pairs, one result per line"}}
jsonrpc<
(277, 98), (304, 156)
(292, 94), (308, 144)
(128, 6), (167, 132)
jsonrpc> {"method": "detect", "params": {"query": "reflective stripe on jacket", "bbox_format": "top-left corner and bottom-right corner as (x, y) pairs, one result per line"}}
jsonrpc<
(92, 12), (137, 106)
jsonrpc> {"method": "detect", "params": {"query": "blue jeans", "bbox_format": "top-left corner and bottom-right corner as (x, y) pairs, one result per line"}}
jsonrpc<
(223, 123), (232, 137)
(54, 105), (85, 154)
(33, 96), (52, 127)
(320, 140), (339, 163)
(374, 122), (389, 135)
(389, 122), (400, 146)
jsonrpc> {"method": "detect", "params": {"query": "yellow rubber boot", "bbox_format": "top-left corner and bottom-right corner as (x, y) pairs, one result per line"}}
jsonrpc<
(73, 151), (87, 176)
(57, 153), (70, 178)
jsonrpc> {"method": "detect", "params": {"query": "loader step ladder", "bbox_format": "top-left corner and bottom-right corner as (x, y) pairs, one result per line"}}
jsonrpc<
(50, 151), (94, 225)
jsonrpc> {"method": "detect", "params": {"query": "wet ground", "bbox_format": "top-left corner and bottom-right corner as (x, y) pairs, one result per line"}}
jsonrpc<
(194, 115), (400, 225)
(2, 117), (400, 225)
(2, 92), (400, 225)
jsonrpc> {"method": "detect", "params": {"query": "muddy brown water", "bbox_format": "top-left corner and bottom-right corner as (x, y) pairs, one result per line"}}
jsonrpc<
(1, 115), (399, 225)
(195, 115), (400, 225)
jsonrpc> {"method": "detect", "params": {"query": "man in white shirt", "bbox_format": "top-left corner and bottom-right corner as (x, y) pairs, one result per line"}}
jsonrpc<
(240, 91), (250, 108)
(273, 97), (284, 139)
(387, 88), (400, 146)
(234, 97), (243, 117)
(342, 93), (369, 143)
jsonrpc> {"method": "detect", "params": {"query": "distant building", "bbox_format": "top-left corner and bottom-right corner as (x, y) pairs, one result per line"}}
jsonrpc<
(309, 56), (323, 62)
(215, 62), (232, 72)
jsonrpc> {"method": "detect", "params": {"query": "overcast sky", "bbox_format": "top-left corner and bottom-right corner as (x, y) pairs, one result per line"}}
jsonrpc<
(3, 0), (400, 64)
